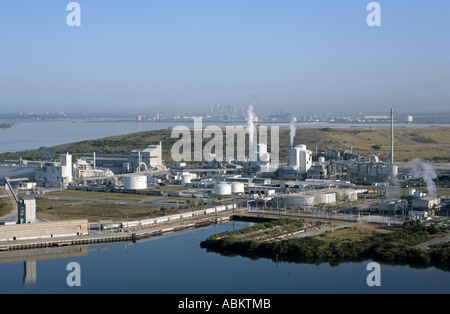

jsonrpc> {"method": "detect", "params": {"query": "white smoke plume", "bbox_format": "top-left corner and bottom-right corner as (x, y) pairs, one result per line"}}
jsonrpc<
(410, 158), (438, 196)
(289, 116), (296, 148)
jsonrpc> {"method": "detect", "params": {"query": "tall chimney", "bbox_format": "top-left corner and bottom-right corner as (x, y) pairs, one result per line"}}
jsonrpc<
(390, 108), (394, 165)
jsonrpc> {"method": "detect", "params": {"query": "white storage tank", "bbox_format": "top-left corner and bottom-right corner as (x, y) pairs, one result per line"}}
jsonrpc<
(283, 195), (315, 209)
(181, 174), (191, 184)
(232, 182), (245, 194)
(214, 183), (232, 196)
(407, 189), (416, 197)
(124, 175), (147, 190)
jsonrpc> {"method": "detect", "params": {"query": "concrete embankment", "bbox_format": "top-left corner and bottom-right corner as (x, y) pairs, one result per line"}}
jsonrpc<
(0, 213), (236, 252)
(133, 214), (233, 240)
(0, 233), (133, 251)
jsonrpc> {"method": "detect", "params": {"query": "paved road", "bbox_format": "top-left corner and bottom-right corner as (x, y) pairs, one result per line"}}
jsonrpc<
(294, 222), (362, 238)
(415, 235), (450, 249)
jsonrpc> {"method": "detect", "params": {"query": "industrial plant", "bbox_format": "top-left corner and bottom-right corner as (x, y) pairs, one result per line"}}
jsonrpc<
(0, 108), (448, 246)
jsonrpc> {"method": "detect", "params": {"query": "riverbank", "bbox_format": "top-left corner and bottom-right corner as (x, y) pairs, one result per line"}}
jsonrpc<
(2, 126), (450, 163)
(0, 210), (239, 252)
(200, 219), (450, 271)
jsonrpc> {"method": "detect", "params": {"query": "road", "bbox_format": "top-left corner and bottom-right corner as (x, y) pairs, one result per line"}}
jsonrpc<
(294, 222), (362, 238)
(414, 235), (450, 249)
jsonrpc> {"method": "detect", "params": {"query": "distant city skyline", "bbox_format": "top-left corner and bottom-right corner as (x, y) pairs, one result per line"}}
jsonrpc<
(0, 1), (449, 114)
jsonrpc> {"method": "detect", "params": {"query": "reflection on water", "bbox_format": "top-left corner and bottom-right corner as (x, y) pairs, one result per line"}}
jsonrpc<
(0, 222), (448, 294)
(0, 246), (89, 286)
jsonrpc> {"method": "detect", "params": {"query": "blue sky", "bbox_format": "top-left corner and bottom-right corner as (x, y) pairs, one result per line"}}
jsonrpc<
(0, 0), (449, 114)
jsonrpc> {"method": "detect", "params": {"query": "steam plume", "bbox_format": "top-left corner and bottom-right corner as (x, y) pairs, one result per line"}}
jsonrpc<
(410, 158), (438, 196)
(289, 116), (296, 148)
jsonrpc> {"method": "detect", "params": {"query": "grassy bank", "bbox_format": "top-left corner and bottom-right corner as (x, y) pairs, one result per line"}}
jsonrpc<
(200, 219), (450, 271)
(35, 198), (167, 222)
(1, 126), (450, 163)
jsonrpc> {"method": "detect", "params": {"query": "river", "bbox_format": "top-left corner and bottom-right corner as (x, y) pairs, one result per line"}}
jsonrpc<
(0, 221), (448, 294)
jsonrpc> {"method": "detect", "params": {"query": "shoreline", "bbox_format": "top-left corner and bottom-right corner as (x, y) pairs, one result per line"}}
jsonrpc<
(0, 211), (237, 252)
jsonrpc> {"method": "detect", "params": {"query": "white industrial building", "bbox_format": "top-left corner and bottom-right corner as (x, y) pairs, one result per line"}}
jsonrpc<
(379, 200), (407, 214)
(244, 143), (277, 173)
(128, 143), (163, 172)
(20, 196), (36, 224)
(73, 158), (114, 178)
(412, 197), (441, 210)
(34, 153), (73, 189)
(288, 145), (312, 173)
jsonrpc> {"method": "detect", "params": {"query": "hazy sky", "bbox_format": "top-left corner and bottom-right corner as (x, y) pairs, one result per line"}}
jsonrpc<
(0, 0), (449, 114)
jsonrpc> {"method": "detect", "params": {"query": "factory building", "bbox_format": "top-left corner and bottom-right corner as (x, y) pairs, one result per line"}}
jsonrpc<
(274, 144), (313, 180)
(0, 220), (88, 242)
(34, 153), (73, 189)
(20, 197), (37, 224)
(73, 158), (114, 178)
(288, 145), (312, 173)
(379, 200), (407, 214)
(411, 197), (441, 210)
(243, 143), (275, 174)
(128, 143), (163, 172)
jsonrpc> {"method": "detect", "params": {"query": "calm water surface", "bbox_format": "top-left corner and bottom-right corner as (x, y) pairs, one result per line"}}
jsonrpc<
(0, 221), (448, 294)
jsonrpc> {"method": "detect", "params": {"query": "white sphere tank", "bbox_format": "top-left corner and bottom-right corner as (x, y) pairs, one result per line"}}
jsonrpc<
(232, 182), (245, 194)
(124, 175), (147, 190)
(214, 183), (232, 196)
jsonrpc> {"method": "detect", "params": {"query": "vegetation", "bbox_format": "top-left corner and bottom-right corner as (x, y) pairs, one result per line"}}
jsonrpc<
(1, 126), (450, 163)
(0, 197), (14, 217)
(35, 198), (165, 222)
(200, 219), (450, 271)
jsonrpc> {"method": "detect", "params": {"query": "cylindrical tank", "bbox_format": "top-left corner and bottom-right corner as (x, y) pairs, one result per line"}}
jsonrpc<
(335, 189), (345, 201)
(283, 195), (315, 209)
(407, 189), (416, 197)
(345, 191), (358, 202)
(214, 183), (232, 196)
(124, 175), (147, 190)
(181, 175), (191, 184)
(232, 182), (245, 194)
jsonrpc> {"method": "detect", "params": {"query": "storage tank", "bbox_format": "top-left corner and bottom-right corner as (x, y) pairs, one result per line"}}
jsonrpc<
(214, 183), (232, 196)
(181, 174), (191, 184)
(407, 189), (416, 197)
(344, 190), (358, 202)
(124, 175), (147, 190)
(232, 182), (245, 194)
(283, 195), (315, 209)
(335, 189), (345, 201)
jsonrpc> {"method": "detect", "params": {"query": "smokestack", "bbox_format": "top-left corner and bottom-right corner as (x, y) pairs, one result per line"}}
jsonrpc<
(390, 108), (394, 165)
